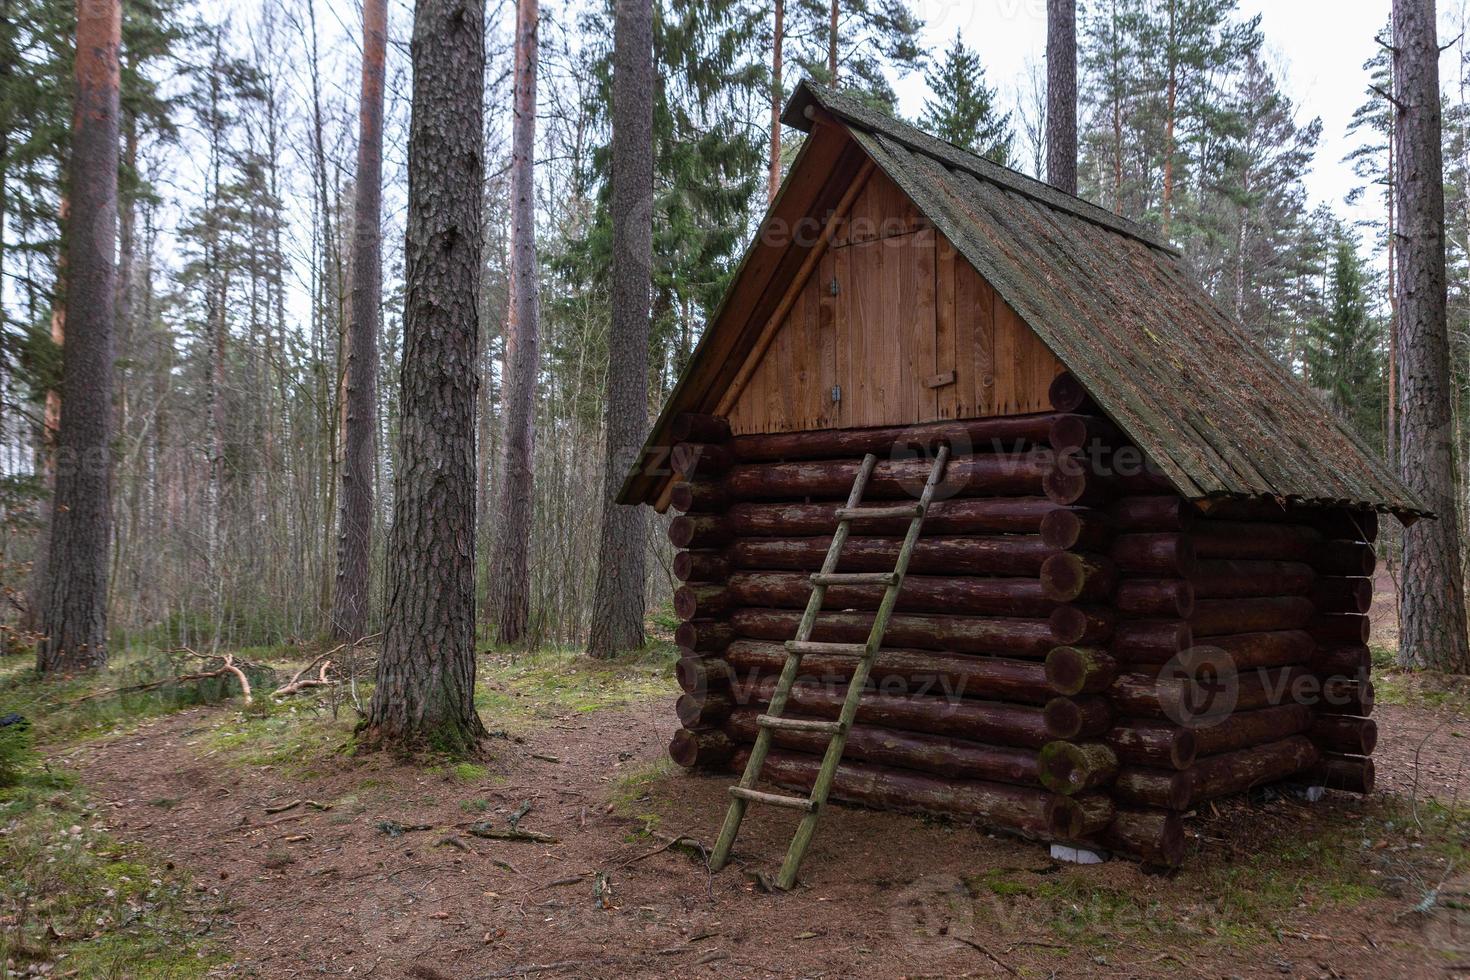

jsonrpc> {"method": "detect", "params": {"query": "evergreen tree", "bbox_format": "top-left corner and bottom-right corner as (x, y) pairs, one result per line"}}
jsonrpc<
(1306, 233), (1385, 449)
(788, 0), (924, 112)
(920, 32), (1013, 164)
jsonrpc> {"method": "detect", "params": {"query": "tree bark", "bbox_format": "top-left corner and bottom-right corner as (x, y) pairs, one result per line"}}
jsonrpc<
(362, 0), (488, 754)
(588, 0), (653, 658)
(490, 0), (541, 646)
(767, 0), (783, 204)
(1045, 0), (1077, 194)
(37, 0), (121, 673)
(1393, 0), (1470, 672)
(330, 0), (388, 644)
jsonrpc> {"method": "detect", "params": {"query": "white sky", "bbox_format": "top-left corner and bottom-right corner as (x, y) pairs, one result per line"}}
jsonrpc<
(889, 0), (1408, 234)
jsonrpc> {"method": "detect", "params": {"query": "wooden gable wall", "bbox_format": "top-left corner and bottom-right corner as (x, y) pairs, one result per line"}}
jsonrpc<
(726, 168), (1064, 435)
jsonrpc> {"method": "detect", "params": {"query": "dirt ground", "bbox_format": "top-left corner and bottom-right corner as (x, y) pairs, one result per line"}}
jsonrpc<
(44, 666), (1470, 980)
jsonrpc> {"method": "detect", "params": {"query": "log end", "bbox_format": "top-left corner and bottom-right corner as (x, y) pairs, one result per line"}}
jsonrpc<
(1043, 697), (1086, 739)
(1048, 372), (1091, 414)
(1045, 646), (1116, 696)
(668, 727), (735, 769)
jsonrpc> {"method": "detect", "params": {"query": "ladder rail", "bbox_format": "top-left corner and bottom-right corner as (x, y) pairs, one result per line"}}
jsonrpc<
(708, 453), (880, 870)
(777, 446), (951, 887)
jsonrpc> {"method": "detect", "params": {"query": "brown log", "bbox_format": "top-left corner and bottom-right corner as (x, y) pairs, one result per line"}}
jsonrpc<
(1048, 414), (1121, 454)
(1099, 807), (1186, 866)
(1037, 741), (1119, 795)
(740, 676), (1060, 748)
(1109, 495), (1192, 532)
(1049, 792), (1117, 838)
(1310, 508), (1379, 543)
(1308, 613), (1371, 645)
(1111, 533), (1197, 576)
(1319, 678), (1374, 716)
(727, 535), (1055, 577)
(675, 619), (734, 653)
(724, 707), (1042, 786)
(724, 640), (1055, 705)
(1190, 559), (1315, 598)
(730, 608), (1057, 658)
(1109, 666), (1313, 721)
(732, 748), (1065, 838)
(674, 549), (730, 582)
(1049, 606), (1114, 645)
(674, 584), (731, 620)
(676, 691), (731, 727)
(1104, 720), (1197, 770)
(1189, 520), (1322, 561)
(1040, 552), (1118, 602)
(669, 727), (736, 768)
(1298, 753), (1374, 794)
(672, 442), (734, 479)
(1115, 579), (1195, 618)
(1312, 540), (1377, 576)
(1186, 735), (1320, 804)
(1110, 620), (1193, 663)
(1189, 597), (1314, 637)
(726, 571), (1058, 618)
(671, 412), (732, 444)
(1186, 630), (1316, 673)
(1191, 496), (1294, 522)
(723, 453), (1053, 501)
(725, 497), (1059, 537)
(1310, 577), (1374, 614)
(1113, 767), (1194, 810)
(1189, 703), (1313, 757)
(1048, 372), (1092, 413)
(1044, 646), (1119, 696)
(1040, 507), (1114, 550)
(1043, 458), (1110, 506)
(668, 515), (731, 549)
(674, 655), (734, 694)
(1310, 715), (1378, 755)
(1313, 645), (1371, 675)
(727, 414), (1068, 462)
(1041, 697), (1114, 739)
(670, 480), (729, 514)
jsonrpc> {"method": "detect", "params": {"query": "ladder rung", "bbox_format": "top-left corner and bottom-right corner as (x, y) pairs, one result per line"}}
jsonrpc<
(810, 571), (899, 587)
(785, 640), (868, 657)
(729, 786), (816, 811)
(757, 714), (843, 735)
(835, 504), (923, 520)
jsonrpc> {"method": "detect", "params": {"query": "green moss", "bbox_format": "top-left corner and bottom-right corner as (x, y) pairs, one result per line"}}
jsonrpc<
(0, 767), (220, 975)
(473, 643), (678, 734)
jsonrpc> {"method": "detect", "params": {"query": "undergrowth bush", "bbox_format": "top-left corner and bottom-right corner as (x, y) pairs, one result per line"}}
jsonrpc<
(0, 717), (31, 788)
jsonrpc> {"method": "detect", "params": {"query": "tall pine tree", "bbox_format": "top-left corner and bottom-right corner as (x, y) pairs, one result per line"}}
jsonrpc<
(920, 32), (1013, 164)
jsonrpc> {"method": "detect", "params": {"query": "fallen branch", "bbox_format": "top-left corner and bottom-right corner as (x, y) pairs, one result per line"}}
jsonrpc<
(464, 822), (559, 844)
(274, 652), (338, 699)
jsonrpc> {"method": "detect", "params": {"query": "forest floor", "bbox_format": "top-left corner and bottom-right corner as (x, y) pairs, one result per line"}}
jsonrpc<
(3, 628), (1470, 978)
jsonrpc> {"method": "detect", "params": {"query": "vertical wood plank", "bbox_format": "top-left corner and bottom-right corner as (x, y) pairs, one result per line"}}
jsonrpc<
(935, 235), (958, 420)
(835, 243), (853, 428)
(911, 230), (938, 422)
(817, 249), (837, 428)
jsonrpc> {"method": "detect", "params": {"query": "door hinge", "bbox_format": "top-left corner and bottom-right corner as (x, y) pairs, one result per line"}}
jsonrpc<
(829, 277), (840, 296)
(831, 384), (842, 404)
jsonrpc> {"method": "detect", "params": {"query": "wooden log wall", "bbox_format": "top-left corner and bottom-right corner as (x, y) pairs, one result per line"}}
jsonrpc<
(664, 374), (1379, 869)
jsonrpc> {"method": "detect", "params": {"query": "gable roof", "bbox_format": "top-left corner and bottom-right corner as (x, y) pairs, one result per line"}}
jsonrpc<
(619, 80), (1427, 521)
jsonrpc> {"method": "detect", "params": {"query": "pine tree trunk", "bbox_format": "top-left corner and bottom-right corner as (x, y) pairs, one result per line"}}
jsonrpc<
(37, 0), (121, 673)
(767, 0), (783, 205)
(489, 0), (541, 647)
(1393, 0), (1470, 672)
(362, 0), (488, 753)
(1161, 0), (1176, 238)
(331, 0), (388, 644)
(1046, 0), (1077, 195)
(827, 0), (838, 82)
(588, 0), (653, 659)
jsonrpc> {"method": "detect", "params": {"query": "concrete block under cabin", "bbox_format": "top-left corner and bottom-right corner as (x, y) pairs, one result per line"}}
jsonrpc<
(617, 81), (1420, 869)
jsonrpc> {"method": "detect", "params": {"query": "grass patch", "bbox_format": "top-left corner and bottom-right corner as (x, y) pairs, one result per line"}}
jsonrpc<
(474, 643), (678, 732)
(0, 645), (271, 745)
(1374, 669), (1470, 713)
(0, 744), (221, 976)
(195, 699), (355, 777)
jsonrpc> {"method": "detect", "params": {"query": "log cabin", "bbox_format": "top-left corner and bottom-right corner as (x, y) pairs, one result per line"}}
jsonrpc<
(616, 80), (1421, 868)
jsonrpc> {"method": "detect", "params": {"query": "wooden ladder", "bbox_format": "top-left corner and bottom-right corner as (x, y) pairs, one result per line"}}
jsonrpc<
(707, 445), (951, 889)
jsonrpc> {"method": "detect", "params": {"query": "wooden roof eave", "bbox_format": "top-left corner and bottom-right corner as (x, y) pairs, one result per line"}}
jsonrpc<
(615, 119), (867, 508)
